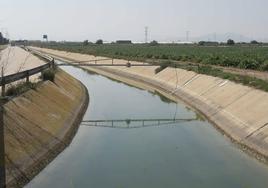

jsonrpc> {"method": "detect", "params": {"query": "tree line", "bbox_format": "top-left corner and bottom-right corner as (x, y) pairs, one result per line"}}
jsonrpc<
(0, 32), (9, 45)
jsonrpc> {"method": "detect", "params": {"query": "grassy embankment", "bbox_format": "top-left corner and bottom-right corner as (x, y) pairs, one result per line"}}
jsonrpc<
(31, 42), (268, 91)
(5, 68), (56, 98)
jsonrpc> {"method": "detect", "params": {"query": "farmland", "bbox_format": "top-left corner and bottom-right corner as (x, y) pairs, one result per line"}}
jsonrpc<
(31, 42), (268, 71)
(30, 42), (268, 92)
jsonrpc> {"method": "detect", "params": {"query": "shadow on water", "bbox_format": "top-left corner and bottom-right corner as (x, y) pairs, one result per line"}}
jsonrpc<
(81, 118), (198, 129)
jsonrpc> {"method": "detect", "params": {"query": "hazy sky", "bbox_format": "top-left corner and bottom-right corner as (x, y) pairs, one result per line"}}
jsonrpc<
(1, 0), (268, 42)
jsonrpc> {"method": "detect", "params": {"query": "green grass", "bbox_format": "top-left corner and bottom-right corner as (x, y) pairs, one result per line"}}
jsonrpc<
(6, 82), (37, 97)
(31, 42), (268, 71)
(30, 42), (268, 92)
(176, 64), (268, 92)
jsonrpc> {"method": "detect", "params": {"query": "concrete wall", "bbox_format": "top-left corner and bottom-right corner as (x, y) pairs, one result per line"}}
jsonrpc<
(32, 47), (268, 162)
(4, 69), (88, 187)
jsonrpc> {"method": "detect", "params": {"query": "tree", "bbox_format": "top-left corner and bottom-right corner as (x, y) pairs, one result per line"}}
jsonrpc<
(261, 60), (268, 71)
(0, 32), (4, 44)
(227, 39), (235, 45)
(198, 41), (205, 46)
(96, 39), (103, 45)
(0, 32), (9, 45)
(83, 40), (89, 46)
(250, 40), (259, 44)
(150, 40), (158, 46)
(198, 41), (219, 46)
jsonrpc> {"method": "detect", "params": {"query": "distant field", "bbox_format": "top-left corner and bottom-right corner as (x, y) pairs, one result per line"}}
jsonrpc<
(32, 42), (268, 71)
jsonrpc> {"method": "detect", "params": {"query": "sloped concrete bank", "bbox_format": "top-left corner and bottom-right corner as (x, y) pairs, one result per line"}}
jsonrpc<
(4, 69), (89, 188)
(31, 47), (268, 164)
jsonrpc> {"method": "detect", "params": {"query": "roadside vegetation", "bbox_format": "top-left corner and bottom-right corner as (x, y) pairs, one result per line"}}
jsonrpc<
(175, 64), (268, 92)
(152, 60), (268, 91)
(29, 41), (268, 92)
(6, 82), (37, 97)
(30, 41), (268, 72)
(41, 68), (56, 82)
(5, 67), (56, 97)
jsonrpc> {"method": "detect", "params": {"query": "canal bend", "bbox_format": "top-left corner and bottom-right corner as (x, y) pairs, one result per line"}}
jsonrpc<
(26, 64), (268, 188)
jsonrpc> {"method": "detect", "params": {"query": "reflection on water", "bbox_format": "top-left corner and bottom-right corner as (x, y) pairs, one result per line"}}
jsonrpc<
(153, 90), (175, 104)
(81, 118), (197, 129)
(26, 65), (268, 188)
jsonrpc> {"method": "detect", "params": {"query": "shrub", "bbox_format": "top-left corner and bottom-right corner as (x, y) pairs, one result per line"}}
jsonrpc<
(96, 39), (103, 45)
(153, 55), (160, 59)
(238, 59), (260, 70)
(150, 40), (158, 46)
(260, 60), (268, 71)
(227, 39), (235, 45)
(41, 69), (55, 82)
(161, 54), (169, 59)
(83, 40), (89, 46)
(6, 82), (36, 96)
(198, 41), (205, 46)
(251, 40), (259, 44)
(146, 54), (153, 58)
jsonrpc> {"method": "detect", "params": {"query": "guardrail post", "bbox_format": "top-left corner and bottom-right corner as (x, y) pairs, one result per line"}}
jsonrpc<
(95, 60), (97, 64)
(1, 86), (4, 98)
(112, 59), (114, 65)
(51, 58), (55, 69)
(0, 67), (5, 187)
(1, 68), (5, 98)
(0, 99), (5, 188)
(26, 70), (29, 83)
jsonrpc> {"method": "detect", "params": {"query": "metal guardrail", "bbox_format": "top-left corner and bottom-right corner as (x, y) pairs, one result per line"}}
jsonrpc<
(0, 63), (51, 86)
(55, 57), (155, 67)
(0, 47), (54, 187)
(0, 47), (54, 97)
(28, 47), (156, 68)
(58, 63), (156, 67)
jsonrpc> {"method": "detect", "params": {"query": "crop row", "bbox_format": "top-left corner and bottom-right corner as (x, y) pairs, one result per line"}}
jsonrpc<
(32, 43), (268, 71)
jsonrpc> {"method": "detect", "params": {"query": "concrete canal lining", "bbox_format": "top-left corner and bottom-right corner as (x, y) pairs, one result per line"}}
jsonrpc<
(31, 47), (268, 163)
(4, 69), (89, 187)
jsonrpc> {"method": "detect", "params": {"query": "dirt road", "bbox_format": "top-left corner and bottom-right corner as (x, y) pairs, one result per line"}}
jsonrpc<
(0, 46), (45, 76)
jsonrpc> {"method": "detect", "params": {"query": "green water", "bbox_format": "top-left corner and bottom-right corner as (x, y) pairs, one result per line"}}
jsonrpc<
(26, 65), (268, 188)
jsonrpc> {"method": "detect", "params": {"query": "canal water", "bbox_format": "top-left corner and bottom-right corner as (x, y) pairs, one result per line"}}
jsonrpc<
(26, 65), (268, 188)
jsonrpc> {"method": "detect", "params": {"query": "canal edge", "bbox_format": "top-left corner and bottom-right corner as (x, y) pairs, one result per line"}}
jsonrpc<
(5, 69), (89, 188)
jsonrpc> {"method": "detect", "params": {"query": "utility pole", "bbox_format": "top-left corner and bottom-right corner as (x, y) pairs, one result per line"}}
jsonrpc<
(0, 104), (5, 188)
(145, 26), (148, 43)
(0, 66), (5, 188)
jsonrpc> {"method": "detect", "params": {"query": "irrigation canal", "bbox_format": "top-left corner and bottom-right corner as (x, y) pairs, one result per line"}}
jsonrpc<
(26, 63), (268, 188)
